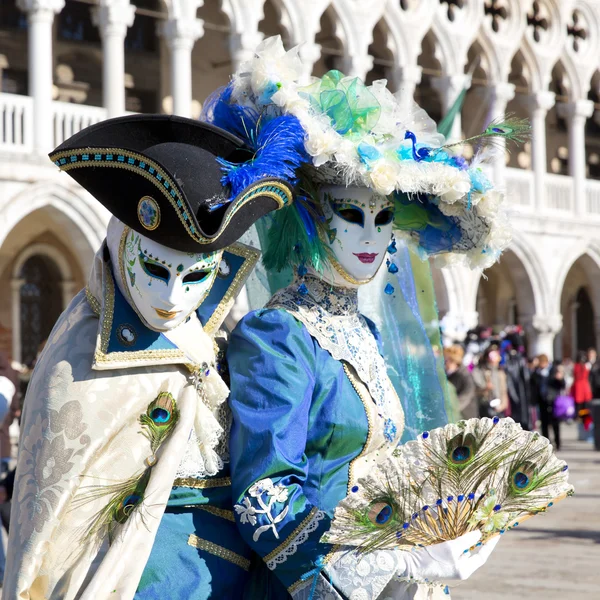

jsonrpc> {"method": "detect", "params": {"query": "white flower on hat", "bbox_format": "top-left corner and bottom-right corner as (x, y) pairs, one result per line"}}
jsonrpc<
(439, 171), (472, 203)
(305, 126), (341, 167)
(476, 190), (504, 219)
(438, 201), (465, 217)
(368, 159), (401, 195)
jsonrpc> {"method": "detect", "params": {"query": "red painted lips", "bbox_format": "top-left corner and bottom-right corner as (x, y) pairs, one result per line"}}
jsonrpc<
(353, 253), (379, 264)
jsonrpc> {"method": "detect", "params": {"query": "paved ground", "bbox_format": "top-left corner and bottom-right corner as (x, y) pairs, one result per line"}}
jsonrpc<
(455, 423), (600, 599)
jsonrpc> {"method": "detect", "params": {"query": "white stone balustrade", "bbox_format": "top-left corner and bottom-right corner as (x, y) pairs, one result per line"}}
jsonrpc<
(0, 93), (33, 154)
(52, 101), (108, 147)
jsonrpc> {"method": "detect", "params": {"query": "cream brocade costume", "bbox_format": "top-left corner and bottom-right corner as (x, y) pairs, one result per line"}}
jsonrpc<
(3, 240), (255, 600)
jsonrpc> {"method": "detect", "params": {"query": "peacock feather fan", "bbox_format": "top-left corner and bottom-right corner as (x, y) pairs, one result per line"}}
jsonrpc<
(322, 418), (573, 552)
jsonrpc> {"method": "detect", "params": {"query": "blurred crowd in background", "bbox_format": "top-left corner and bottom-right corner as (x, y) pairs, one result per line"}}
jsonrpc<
(444, 325), (599, 451)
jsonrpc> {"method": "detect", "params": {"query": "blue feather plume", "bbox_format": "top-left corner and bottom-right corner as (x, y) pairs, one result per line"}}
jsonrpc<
(202, 83), (310, 199)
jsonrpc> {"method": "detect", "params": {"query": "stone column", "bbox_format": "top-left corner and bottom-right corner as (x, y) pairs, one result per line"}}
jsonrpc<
(527, 91), (555, 211)
(229, 31), (264, 72)
(0, 55), (8, 92)
(298, 42), (321, 84)
(526, 314), (563, 359)
(392, 64), (422, 113)
(340, 53), (374, 81)
(161, 17), (203, 118)
(557, 99), (594, 216)
(432, 74), (470, 142)
(92, 0), (135, 118)
(10, 279), (24, 365)
(488, 82), (515, 187)
(17, 0), (65, 154)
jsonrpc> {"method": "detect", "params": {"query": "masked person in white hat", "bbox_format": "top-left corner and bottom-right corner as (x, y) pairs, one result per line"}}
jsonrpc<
(203, 36), (526, 599)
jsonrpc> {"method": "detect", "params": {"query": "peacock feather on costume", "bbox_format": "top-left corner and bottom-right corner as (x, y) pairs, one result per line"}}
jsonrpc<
(322, 418), (573, 553)
(72, 392), (179, 543)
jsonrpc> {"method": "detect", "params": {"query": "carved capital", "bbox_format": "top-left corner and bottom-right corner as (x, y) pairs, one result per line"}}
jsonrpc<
(161, 17), (204, 50)
(531, 314), (563, 335)
(91, 0), (135, 39)
(556, 99), (595, 124)
(17, 0), (65, 22)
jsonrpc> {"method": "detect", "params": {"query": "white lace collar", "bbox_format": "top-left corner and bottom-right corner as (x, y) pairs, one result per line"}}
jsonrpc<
(267, 276), (400, 444)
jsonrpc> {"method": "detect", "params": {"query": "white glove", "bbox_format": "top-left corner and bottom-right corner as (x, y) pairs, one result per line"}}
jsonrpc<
(397, 530), (500, 582)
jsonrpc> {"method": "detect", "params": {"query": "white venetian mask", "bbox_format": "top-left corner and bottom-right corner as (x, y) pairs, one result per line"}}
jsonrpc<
(320, 186), (395, 285)
(119, 228), (222, 332)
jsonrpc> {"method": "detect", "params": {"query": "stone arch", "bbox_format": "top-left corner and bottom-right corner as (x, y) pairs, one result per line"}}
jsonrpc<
(415, 29), (444, 125)
(313, 4), (347, 77)
(0, 181), (108, 277)
(12, 242), (74, 283)
(460, 39), (495, 142)
(474, 236), (547, 347)
(556, 250), (600, 358)
(9, 243), (78, 366)
(547, 59), (575, 176)
(554, 242), (600, 315)
(193, 2), (235, 104)
(365, 18), (394, 87)
(259, 0), (293, 47)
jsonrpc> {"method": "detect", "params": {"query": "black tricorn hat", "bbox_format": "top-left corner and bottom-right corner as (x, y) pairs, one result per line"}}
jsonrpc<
(49, 114), (293, 252)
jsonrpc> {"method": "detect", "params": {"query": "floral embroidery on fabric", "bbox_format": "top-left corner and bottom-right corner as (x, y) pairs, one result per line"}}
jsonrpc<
(17, 399), (90, 537)
(234, 478), (290, 542)
(267, 276), (399, 444)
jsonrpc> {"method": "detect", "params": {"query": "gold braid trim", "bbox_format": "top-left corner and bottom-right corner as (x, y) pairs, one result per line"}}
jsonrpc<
(264, 506), (320, 564)
(92, 258), (186, 365)
(86, 287), (101, 316)
(187, 534), (250, 571)
(343, 363), (373, 495)
(203, 242), (261, 336)
(51, 148), (207, 244)
(287, 544), (340, 594)
(51, 147), (293, 246)
(173, 476), (231, 489)
(196, 505), (236, 522)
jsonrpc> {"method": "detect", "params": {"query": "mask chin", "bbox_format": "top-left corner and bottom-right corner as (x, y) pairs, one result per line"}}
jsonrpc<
(318, 185), (394, 287)
(116, 227), (220, 332)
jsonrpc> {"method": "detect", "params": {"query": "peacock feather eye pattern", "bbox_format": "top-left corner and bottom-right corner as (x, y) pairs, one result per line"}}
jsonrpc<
(74, 391), (180, 546)
(140, 391), (180, 455)
(447, 432), (478, 467)
(323, 417), (574, 552)
(367, 502), (395, 527)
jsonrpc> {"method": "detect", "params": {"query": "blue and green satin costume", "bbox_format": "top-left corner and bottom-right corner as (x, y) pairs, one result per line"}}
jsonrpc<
(227, 294), (398, 597)
(134, 246), (258, 600)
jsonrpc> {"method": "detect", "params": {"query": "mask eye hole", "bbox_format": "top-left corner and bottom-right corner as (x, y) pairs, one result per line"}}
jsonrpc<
(182, 270), (213, 284)
(375, 209), (394, 226)
(142, 260), (170, 283)
(334, 204), (364, 226)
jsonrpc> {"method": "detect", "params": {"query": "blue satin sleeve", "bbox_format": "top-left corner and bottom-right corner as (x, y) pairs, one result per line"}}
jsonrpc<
(227, 308), (333, 590)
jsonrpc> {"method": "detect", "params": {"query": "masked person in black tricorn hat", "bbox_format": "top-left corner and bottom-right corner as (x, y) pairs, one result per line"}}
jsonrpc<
(3, 114), (306, 599)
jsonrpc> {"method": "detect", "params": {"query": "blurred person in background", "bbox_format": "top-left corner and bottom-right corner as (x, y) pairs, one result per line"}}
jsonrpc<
(444, 345), (477, 419)
(531, 355), (565, 450)
(473, 345), (510, 418)
(0, 353), (20, 474)
(562, 356), (575, 391)
(571, 350), (593, 436)
(502, 334), (532, 430)
(587, 347), (600, 399)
